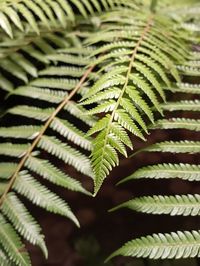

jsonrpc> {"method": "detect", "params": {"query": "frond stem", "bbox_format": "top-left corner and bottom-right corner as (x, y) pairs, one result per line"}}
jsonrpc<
(0, 65), (95, 207)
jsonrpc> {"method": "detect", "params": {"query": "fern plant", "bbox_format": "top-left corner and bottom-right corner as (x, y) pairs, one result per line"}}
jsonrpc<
(0, 0), (200, 265)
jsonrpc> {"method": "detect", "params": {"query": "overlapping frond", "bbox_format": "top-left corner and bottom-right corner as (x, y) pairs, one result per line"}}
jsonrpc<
(0, 0), (199, 264)
(108, 45), (200, 261)
(81, 9), (189, 195)
(0, 41), (95, 264)
(0, 0), (119, 37)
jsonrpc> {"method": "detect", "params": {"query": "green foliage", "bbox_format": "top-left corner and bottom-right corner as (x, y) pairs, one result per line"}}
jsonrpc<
(109, 52), (200, 261)
(107, 230), (200, 261)
(0, 0), (200, 265)
(82, 8), (189, 194)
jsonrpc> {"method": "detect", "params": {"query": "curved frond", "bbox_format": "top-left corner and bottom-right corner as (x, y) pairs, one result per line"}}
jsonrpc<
(82, 10), (188, 195)
(107, 230), (200, 261)
(110, 43), (200, 261)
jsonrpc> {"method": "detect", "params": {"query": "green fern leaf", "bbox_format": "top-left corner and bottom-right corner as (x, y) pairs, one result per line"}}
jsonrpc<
(110, 194), (200, 216)
(0, 163), (17, 179)
(0, 215), (31, 266)
(142, 141), (200, 154)
(161, 100), (200, 112)
(0, 126), (41, 139)
(2, 192), (48, 258)
(25, 156), (90, 195)
(119, 163), (200, 184)
(0, 248), (11, 266)
(14, 172), (80, 227)
(107, 230), (200, 260)
(38, 136), (93, 177)
(82, 10), (188, 194)
(0, 143), (30, 158)
(151, 118), (200, 131)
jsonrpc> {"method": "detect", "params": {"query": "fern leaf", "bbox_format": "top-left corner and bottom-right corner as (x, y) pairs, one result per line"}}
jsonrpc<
(8, 105), (52, 122)
(39, 66), (85, 78)
(143, 141), (200, 154)
(1, 58), (28, 83)
(17, 3), (39, 34)
(152, 118), (200, 131)
(107, 230), (200, 260)
(0, 248), (11, 266)
(0, 11), (13, 38)
(3, 6), (23, 31)
(0, 126), (41, 139)
(11, 86), (66, 104)
(135, 54), (171, 87)
(110, 194), (200, 216)
(25, 156), (90, 195)
(47, 53), (90, 65)
(2, 192), (48, 257)
(14, 172), (80, 227)
(0, 74), (13, 92)
(0, 215), (31, 266)
(177, 65), (200, 76)
(0, 163), (17, 179)
(0, 143), (30, 158)
(161, 100), (200, 112)
(38, 136), (93, 177)
(9, 53), (38, 78)
(51, 118), (92, 150)
(119, 164), (200, 184)
(30, 78), (80, 90)
(83, 13), (183, 194)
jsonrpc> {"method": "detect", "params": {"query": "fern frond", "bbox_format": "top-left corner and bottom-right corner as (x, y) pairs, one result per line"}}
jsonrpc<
(119, 163), (200, 184)
(13, 172), (80, 227)
(82, 10), (188, 194)
(0, 30), (70, 93)
(161, 100), (200, 112)
(0, 214), (31, 266)
(0, 0), (111, 37)
(38, 136), (92, 176)
(151, 118), (200, 131)
(0, 163), (17, 179)
(0, 38), (95, 263)
(176, 65), (200, 76)
(2, 192), (47, 257)
(166, 82), (200, 95)
(110, 194), (200, 216)
(107, 230), (200, 261)
(25, 156), (89, 194)
(111, 68), (200, 261)
(142, 141), (200, 154)
(0, 248), (11, 266)
(0, 126), (41, 139)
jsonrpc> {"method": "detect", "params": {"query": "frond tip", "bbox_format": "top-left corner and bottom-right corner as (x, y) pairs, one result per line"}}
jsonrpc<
(106, 230), (200, 261)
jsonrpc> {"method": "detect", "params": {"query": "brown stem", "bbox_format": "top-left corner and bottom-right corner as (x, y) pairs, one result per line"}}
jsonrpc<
(0, 65), (95, 207)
